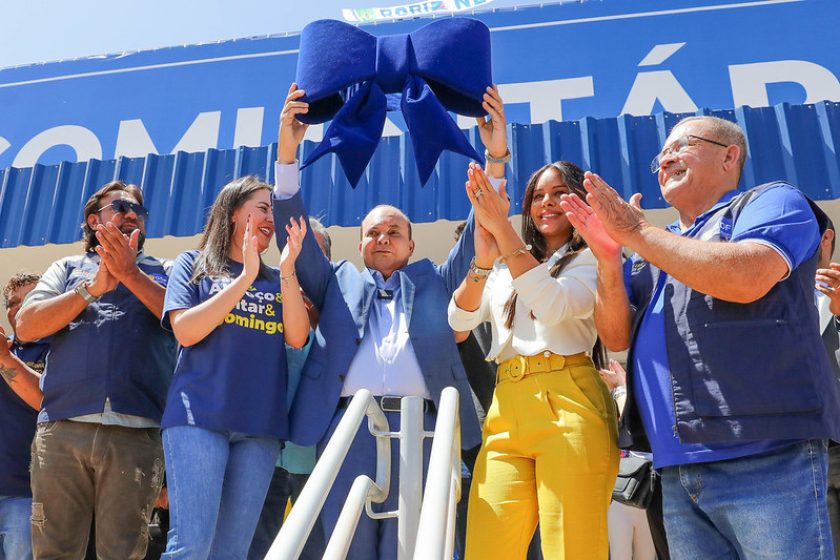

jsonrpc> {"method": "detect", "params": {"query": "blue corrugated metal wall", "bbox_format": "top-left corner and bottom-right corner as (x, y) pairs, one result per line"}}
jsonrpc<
(2, 101), (839, 249)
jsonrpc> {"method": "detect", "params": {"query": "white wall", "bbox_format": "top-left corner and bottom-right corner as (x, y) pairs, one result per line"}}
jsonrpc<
(4, 202), (840, 335)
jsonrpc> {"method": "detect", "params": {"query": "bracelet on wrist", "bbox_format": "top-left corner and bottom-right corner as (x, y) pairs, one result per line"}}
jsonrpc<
(484, 148), (512, 164)
(468, 257), (493, 283)
(501, 244), (532, 262)
(610, 385), (627, 399)
(280, 270), (297, 282)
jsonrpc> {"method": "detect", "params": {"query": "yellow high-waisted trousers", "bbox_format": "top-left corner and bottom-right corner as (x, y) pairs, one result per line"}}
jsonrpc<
(465, 353), (619, 560)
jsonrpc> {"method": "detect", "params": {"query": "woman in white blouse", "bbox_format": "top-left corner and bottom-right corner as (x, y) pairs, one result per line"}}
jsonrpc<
(450, 162), (619, 559)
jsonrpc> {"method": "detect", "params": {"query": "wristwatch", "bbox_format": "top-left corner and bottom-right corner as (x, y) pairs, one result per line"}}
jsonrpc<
(74, 282), (100, 304)
(610, 385), (627, 399)
(468, 257), (493, 279)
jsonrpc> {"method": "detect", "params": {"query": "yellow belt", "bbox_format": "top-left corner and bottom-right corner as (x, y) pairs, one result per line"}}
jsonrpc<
(497, 352), (591, 383)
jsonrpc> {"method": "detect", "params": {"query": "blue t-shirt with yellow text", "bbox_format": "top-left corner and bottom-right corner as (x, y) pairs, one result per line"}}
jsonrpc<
(162, 250), (288, 439)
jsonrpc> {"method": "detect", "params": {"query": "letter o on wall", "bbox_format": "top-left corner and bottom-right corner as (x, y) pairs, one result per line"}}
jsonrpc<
(12, 125), (103, 168)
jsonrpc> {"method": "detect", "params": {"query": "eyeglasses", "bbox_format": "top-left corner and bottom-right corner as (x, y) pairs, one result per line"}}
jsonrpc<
(650, 134), (729, 174)
(96, 200), (148, 219)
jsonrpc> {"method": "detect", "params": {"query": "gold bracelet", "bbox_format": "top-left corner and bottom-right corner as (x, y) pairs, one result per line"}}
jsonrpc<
(280, 271), (297, 282)
(501, 244), (532, 262)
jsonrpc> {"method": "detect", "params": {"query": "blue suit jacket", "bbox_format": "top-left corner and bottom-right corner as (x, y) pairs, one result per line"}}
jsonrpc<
(274, 192), (482, 450)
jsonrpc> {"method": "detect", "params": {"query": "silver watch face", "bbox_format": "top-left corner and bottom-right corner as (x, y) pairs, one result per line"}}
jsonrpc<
(75, 283), (95, 302)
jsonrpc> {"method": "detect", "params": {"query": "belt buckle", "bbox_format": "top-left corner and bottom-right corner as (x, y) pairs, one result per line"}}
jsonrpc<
(507, 356), (527, 381)
(379, 395), (402, 412)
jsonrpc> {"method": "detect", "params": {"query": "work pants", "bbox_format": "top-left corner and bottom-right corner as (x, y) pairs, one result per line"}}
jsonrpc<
(30, 421), (164, 560)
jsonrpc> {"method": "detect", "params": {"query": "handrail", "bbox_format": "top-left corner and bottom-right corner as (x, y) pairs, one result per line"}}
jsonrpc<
(398, 396), (424, 559)
(265, 388), (461, 560)
(265, 389), (390, 560)
(322, 475), (379, 559)
(412, 387), (461, 559)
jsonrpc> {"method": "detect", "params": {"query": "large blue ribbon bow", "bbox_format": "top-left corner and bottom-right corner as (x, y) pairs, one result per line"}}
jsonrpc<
(295, 18), (492, 186)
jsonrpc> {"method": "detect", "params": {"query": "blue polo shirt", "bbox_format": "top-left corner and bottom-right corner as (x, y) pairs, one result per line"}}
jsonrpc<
(162, 251), (289, 439)
(630, 184), (820, 468)
(0, 339), (48, 497)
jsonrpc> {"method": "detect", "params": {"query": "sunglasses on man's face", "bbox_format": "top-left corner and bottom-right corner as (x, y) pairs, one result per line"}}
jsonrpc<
(97, 200), (148, 219)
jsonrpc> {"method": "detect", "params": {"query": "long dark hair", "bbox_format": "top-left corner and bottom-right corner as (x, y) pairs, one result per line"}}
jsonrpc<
(502, 161), (607, 369)
(191, 176), (272, 283)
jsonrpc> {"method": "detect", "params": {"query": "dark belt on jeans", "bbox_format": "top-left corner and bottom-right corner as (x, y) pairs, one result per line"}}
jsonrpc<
(337, 395), (436, 413)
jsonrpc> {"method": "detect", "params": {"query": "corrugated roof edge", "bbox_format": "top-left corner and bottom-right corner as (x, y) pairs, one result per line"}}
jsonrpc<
(1, 100), (838, 248)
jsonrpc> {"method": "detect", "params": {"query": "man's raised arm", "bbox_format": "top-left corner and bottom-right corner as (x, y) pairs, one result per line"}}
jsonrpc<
(560, 188), (634, 351)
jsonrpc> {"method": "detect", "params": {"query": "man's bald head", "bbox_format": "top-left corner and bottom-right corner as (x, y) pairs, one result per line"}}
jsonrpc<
(359, 205), (415, 280)
(361, 205), (412, 240)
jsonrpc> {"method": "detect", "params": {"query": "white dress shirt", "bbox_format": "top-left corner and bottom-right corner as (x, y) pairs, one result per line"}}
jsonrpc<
(341, 271), (431, 398)
(274, 161), (301, 199)
(448, 245), (599, 362)
(818, 291), (834, 335)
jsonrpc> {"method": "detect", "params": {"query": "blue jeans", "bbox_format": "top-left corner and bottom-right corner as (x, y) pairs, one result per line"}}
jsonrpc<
(661, 439), (834, 560)
(0, 496), (32, 560)
(161, 426), (280, 560)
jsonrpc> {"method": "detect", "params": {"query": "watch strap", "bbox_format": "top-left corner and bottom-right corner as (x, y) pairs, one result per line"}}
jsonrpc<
(74, 282), (99, 303)
(468, 257), (493, 278)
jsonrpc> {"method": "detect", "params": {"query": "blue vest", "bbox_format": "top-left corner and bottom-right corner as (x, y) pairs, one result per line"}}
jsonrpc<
(40, 254), (177, 423)
(620, 189), (840, 450)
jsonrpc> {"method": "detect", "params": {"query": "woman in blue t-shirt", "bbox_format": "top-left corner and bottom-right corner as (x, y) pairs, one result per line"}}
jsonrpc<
(160, 175), (309, 559)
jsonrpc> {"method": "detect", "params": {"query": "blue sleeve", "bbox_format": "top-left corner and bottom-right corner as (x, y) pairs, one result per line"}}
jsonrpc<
(731, 183), (820, 272)
(435, 208), (477, 296)
(161, 251), (200, 331)
(273, 191), (332, 310)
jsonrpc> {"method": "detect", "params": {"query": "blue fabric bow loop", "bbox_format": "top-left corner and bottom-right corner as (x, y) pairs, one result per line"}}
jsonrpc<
(295, 18), (492, 186)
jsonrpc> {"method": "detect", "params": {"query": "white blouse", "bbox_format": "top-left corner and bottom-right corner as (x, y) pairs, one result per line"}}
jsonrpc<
(448, 244), (599, 362)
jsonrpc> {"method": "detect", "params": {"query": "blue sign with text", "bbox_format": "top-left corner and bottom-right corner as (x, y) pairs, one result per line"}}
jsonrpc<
(1, 0), (837, 170)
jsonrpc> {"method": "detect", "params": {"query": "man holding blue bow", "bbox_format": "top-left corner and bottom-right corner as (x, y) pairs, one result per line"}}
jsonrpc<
(272, 79), (507, 559)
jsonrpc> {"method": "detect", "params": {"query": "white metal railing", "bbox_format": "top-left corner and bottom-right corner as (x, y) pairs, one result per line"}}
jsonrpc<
(412, 387), (461, 560)
(264, 387), (461, 560)
(397, 396), (425, 559)
(265, 389), (390, 560)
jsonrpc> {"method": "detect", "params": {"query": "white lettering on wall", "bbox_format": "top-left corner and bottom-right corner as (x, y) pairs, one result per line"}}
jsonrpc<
(4, 58), (839, 168)
(304, 123), (324, 143)
(171, 111), (221, 154)
(455, 77), (595, 127)
(500, 78), (594, 123)
(233, 107), (264, 148)
(622, 71), (698, 116)
(638, 43), (686, 67)
(114, 119), (157, 158)
(114, 111), (221, 159)
(729, 60), (840, 107)
(13, 125), (102, 168)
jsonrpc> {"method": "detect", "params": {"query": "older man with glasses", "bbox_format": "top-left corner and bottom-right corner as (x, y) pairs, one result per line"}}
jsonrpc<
(562, 115), (840, 559)
(15, 181), (176, 560)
